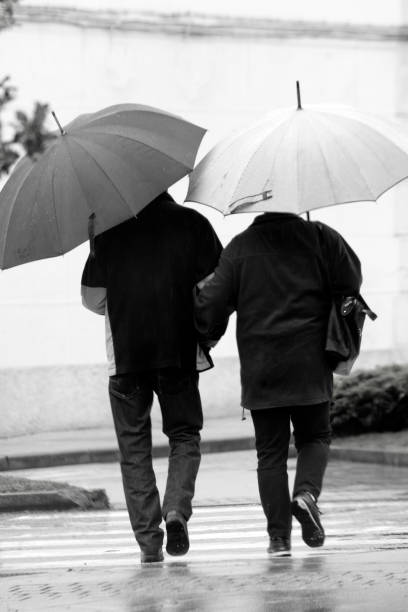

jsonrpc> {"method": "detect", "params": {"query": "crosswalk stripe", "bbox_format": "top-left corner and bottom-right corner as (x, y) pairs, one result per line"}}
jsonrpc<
(0, 520), (364, 541)
(1, 502), (406, 572)
(3, 526), (407, 551)
(3, 498), (402, 524)
(3, 536), (406, 560)
(2, 532), (407, 553)
(0, 516), (359, 533)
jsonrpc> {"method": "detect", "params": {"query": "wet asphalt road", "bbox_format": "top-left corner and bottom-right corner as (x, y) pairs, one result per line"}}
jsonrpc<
(1, 451), (408, 610)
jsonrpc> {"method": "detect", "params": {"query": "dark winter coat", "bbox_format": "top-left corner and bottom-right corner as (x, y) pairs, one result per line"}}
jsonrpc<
(194, 213), (362, 410)
(81, 192), (222, 375)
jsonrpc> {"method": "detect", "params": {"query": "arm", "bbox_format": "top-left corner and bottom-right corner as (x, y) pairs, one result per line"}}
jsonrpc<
(194, 250), (236, 344)
(81, 241), (107, 315)
(194, 215), (223, 287)
(321, 224), (362, 297)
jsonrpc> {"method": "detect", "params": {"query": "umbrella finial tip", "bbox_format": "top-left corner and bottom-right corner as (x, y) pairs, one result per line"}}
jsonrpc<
(51, 110), (66, 135)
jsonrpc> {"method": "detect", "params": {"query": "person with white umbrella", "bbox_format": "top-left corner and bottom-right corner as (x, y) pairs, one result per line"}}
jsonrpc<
(188, 85), (388, 556)
(194, 211), (361, 555)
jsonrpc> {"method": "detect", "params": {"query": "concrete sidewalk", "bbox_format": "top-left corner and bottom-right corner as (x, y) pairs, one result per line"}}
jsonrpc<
(1, 416), (408, 471)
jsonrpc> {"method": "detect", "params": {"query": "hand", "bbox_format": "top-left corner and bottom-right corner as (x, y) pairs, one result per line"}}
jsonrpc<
(196, 272), (215, 291)
(203, 339), (218, 349)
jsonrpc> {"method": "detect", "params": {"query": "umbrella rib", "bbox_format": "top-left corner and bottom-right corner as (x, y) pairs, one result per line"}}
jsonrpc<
(304, 113), (340, 206)
(310, 113), (376, 198)
(0, 166), (33, 266)
(50, 155), (64, 255)
(261, 115), (297, 197)
(72, 108), (185, 130)
(74, 130), (192, 170)
(0, 153), (54, 267)
(344, 119), (408, 180)
(64, 138), (138, 220)
(229, 115), (292, 208)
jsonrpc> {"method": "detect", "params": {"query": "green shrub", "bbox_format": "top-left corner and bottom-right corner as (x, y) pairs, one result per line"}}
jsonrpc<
(331, 364), (408, 436)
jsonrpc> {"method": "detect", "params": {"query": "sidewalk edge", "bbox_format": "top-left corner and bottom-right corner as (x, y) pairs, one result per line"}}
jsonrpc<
(1, 438), (408, 471)
(0, 488), (110, 512)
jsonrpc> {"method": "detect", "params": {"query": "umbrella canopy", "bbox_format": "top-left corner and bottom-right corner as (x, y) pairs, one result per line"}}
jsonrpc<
(186, 101), (408, 216)
(0, 104), (205, 269)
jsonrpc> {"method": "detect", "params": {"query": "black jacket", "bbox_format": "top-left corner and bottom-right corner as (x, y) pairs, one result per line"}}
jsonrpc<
(194, 213), (362, 409)
(81, 192), (222, 375)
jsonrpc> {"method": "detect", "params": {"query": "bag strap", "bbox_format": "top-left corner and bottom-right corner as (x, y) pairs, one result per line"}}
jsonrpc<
(315, 221), (332, 294)
(356, 295), (377, 321)
(315, 222), (377, 320)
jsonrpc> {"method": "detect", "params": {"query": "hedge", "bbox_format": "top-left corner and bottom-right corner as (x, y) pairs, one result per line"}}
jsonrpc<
(331, 364), (408, 436)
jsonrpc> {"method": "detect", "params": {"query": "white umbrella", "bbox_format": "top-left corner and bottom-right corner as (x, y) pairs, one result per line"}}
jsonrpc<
(186, 83), (408, 216)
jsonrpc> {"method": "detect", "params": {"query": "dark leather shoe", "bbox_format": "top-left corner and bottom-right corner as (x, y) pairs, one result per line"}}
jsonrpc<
(267, 537), (291, 557)
(140, 548), (164, 564)
(165, 510), (189, 556)
(292, 491), (325, 548)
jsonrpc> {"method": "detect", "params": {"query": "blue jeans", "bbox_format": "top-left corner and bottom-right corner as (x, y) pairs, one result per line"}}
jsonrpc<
(109, 368), (203, 553)
(251, 402), (331, 538)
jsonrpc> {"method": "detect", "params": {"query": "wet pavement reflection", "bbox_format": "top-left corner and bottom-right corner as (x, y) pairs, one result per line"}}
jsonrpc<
(1, 452), (408, 610)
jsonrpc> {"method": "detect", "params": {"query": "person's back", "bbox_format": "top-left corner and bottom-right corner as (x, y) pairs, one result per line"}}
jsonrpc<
(195, 212), (361, 410)
(194, 211), (362, 557)
(83, 191), (221, 375)
(82, 191), (222, 563)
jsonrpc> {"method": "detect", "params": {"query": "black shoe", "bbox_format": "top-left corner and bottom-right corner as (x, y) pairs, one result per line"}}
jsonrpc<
(292, 491), (325, 548)
(140, 548), (164, 564)
(267, 537), (291, 557)
(165, 510), (189, 556)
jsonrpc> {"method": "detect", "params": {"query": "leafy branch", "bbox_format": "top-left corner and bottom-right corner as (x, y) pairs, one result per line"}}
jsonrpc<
(0, 0), (17, 30)
(1, 2), (55, 178)
(0, 76), (19, 175)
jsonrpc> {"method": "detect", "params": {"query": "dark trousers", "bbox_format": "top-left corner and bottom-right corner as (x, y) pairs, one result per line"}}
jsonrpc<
(109, 368), (203, 553)
(250, 402), (331, 538)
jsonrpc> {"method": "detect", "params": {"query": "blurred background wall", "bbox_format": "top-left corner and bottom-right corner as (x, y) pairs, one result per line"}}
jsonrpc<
(1, 0), (408, 435)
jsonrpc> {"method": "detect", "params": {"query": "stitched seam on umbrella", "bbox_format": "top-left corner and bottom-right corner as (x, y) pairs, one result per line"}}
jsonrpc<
(261, 114), (297, 198)
(303, 113), (339, 206)
(72, 108), (184, 130)
(1, 151), (54, 267)
(338, 115), (408, 180)
(64, 138), (137, 219)
(191, 126), (257, 209)
(296, 115), (301, 214)
(188, 110), (288, 211)
(73, 133), (189, 189)
(73, 129), (193, 170)
(228, 115), (291, 208)
(371, 175), (408, 200)
(309, 112), (376, 199)
(0, 165), (33, 266)
(50, 151), (64, 255)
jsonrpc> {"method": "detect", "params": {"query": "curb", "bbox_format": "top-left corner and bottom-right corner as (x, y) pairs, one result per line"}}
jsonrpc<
(0, 437), (257, 472)
(329, 446), (408, 467)
(0, 438), (407, 473)
(0, 488), (110, 513)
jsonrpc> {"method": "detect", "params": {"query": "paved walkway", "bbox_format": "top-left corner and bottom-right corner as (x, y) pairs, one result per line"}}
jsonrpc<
(0, 417), (255, 470)
(1, 450), (408, 610)
(2, 417), (408, 471)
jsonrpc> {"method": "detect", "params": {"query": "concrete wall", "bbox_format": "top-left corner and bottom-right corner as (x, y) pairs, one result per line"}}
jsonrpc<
(1, 2), (408, 436)
(0, 358), (242, 437)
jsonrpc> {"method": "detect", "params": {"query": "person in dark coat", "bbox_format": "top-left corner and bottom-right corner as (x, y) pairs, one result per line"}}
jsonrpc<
(81, 191), (222, 563)
(194, 212), (362, 556)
